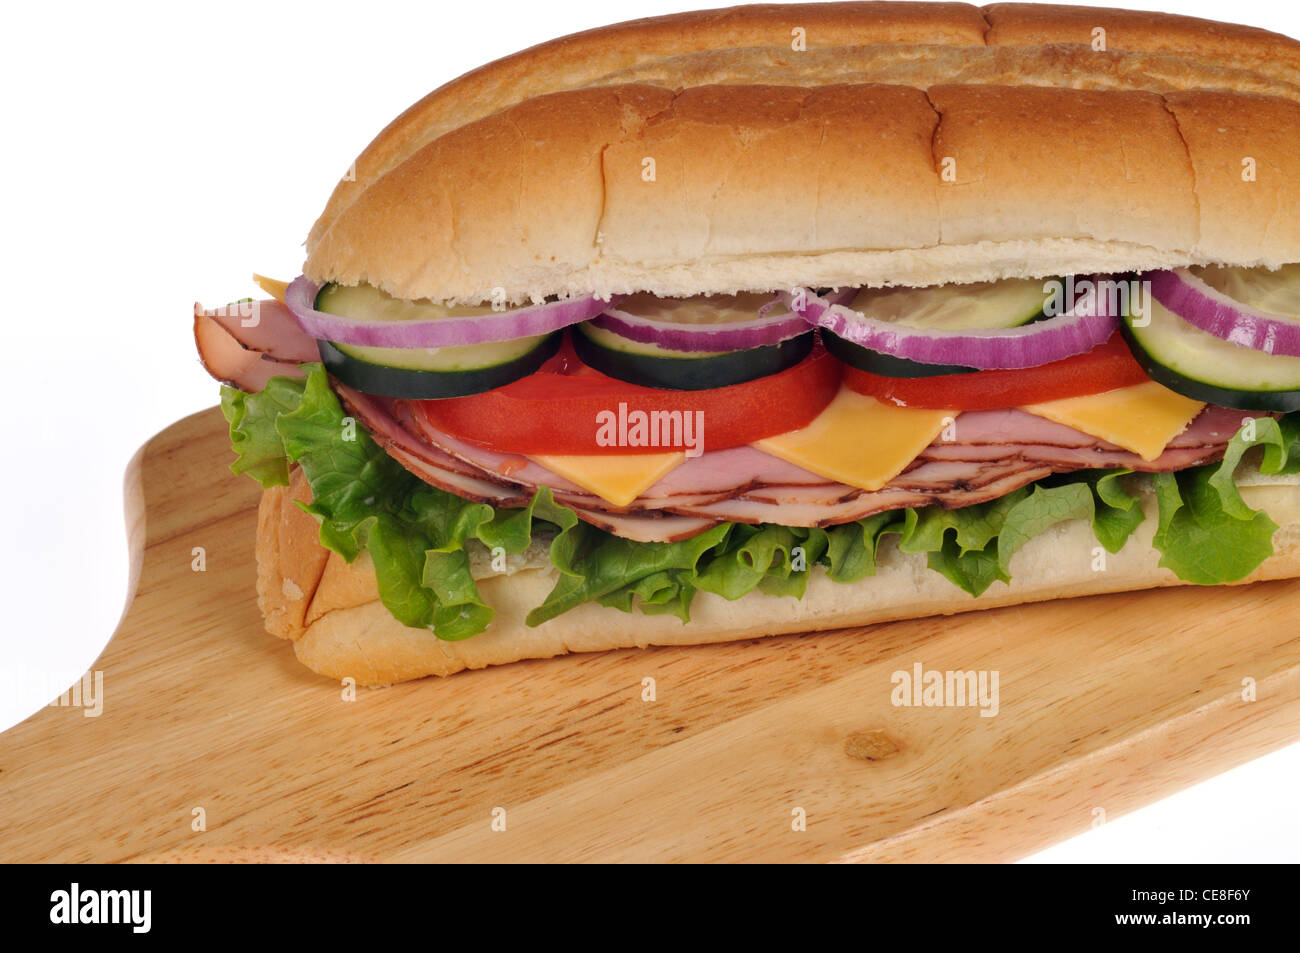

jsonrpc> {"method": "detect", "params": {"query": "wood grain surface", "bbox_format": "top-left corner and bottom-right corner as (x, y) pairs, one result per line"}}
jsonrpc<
(0, 407), (1297, 862)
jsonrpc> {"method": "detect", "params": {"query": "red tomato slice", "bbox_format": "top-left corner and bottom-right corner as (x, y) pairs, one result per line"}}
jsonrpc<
(841, 332), (1151, 410)
(413, 338), (843, 455)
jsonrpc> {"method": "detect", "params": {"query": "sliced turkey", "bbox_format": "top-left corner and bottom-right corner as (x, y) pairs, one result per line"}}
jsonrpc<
(194, 297), (316, 392)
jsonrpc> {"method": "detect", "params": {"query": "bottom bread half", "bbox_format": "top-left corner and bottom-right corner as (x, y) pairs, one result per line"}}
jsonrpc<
(255, 467), (1300, 685)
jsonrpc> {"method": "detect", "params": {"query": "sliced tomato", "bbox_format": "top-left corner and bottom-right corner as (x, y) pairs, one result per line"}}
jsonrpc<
(413, 337), (842, 454)
(841, 332), (1151, 410)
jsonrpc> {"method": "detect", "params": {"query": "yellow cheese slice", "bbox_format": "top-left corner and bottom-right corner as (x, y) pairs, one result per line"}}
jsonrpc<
(253, 273), (290, 303)
(754, 388), (956, 492)
(1022, 381), (1205, 462)
(529, 452), (686, 508)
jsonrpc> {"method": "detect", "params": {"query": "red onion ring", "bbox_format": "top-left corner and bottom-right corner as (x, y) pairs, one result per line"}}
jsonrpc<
(1148, 267), (1300, 357)
(590, 294), (809, 352)
(285, 276), (609, 348)
(790, 280), (1119, 370)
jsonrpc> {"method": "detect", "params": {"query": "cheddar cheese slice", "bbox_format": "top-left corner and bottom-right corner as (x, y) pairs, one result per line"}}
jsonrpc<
(253, 273), (290, 303)
(1022, 381), (1205, 462)
(529, 452), (686, 508)
(754, 388), (956, 492)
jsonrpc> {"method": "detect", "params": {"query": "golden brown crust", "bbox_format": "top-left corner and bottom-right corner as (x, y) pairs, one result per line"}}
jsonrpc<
(304, 8), (1300, 303)
(596, 83), (943, 267)
(306, 2), (991, 248)
(307, 76), (1300, 303)
(1162, 90), (1300, 263)
(306, 2), (1300, 298)
(581, 42), (1300, 101)
(258, 477), (1300, 685)
(983, 3), (1300, 81)
(255, 467), (328, 639)
(307, 2), (1300, 248)
(927, 84), (1197, 250)
(307, 85), (674, 305)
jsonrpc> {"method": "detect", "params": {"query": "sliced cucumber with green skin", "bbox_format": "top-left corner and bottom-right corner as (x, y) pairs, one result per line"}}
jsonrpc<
(573, 325), (814, 390)
(1193, 262), (1300, 317)
(318, 333), (562, 399)
(313, 282), (563, 397)
(1122, 297), (1300, 411)
(579, 320), (729, 358)
(822, 329), (978, 377)
(824, 276), (1059, 377)
(330, 333), (551, 372)
(316, 280), (551, 371)
(315, 281), (499, 324)
(846, 276), (1053, 331)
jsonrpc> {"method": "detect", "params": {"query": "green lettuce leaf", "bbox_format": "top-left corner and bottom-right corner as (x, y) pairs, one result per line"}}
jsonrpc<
(997, 482), (1097, 573)
(220, 367), (1300, 638)
(220, 377), (303, 488)
(1208, 414), (1300, 519)
(1087, 469), (1146, 554)
(1146, 414), (1300, 584)
(529, 521), (732, 625)
(1152, 468), (1278, 584)
(900, 491), (1025, 596)
(822, 513), (903, 584)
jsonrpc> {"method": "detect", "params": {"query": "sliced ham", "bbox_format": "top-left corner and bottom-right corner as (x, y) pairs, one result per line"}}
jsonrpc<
(642, 446), (829, 496)
(673, 465), (1055, 526)
(1169, 404), (1261, 446)
(385, 443), (534, 508)
(561, 508), (721, 543)
(949, 409), (1106, 448)
(920, 439), (1220, 472)
(892, 458), (1027, 490)
(337, 386), (533, 507)
(696, 461), (1054, 526)
(557, 489), (741, 512)
(381, 439), (712, 541)
(920, 404), (1244, 472)
(194, 297), (318, 392)
(201, 298), (319, 363)
(194, 309), (304, 392)
(336, 382), (1245, 542)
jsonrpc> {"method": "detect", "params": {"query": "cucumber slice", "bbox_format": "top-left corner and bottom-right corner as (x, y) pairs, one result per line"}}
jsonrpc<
(315, 281), (548, 371)
(573, 325), (813, 390)
(315, 282), (498, 323)
(594, 291), (786, 357)
(1192, 263), (1300, 319)
(823, 276), (1059, 376)
(1122, 297), (1300, 411)
(331, 334), (551, 373)
(318, 333), (562, 399)
(822, 329), (978, 378)
(312, 281), (561, 396)
(847, 277), (1053, 331)
(579, 321), (728, 359)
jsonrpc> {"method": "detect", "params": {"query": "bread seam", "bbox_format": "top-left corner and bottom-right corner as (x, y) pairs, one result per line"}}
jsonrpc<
(1159, 95), (1201, 252)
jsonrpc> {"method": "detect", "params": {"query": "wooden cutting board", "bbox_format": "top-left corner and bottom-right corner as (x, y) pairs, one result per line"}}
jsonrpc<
(2, 407), (1298, 863)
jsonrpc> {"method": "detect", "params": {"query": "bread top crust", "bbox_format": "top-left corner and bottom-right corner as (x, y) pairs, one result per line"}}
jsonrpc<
(303, 3), (1300, 303)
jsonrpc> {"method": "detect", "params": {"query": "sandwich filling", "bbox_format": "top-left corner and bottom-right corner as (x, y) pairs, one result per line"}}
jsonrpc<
(198, 269), (1300, 640)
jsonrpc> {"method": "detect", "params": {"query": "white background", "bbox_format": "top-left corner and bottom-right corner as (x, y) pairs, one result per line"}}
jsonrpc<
(1, 0), (1297, 862)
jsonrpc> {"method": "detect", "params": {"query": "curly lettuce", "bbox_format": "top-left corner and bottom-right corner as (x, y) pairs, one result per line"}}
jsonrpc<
(221, 365), (1299, 639)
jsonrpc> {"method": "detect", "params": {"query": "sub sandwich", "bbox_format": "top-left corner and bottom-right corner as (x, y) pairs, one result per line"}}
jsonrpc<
(194, 2), (1300, 684)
